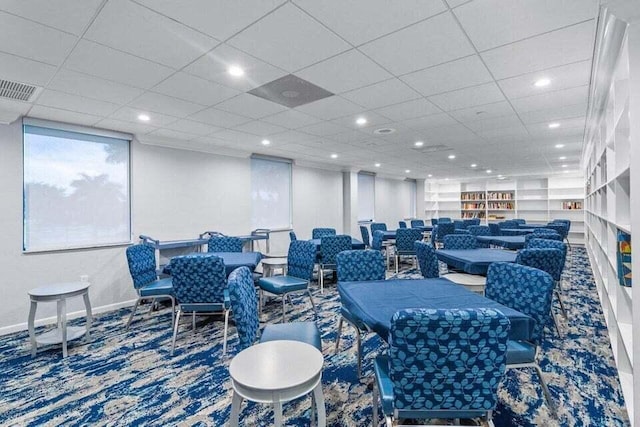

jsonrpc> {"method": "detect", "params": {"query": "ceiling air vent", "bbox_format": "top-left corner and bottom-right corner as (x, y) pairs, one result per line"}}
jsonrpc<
(415, 144), (453, 153)
(0, 79), (38, 102)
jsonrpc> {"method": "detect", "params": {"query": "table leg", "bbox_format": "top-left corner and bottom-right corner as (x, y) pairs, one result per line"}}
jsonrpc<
(28, 300), (37, 357)
(273, 401), (283, 427)
(59, 299), (68, 358)
(229, 390), (242, 427)
(83, 291), (92, 340)
(312, 382), (326, 427)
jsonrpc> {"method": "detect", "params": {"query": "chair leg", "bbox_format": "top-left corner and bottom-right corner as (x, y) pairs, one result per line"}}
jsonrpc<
(125, 297), (142, 330)
(192, 311), (196, 333)
(555, 288), (567, 318)
(372, 379), (379, 426)
(395, 255), (399, 274)
(169, 297), (175, 327)
(355, 327), (362, 378)
(307, 289), (317, 320)
(222, 309), (230, 356)
(171, 309), (183, 355)
(551, 312), (563, 338)
(534, 363), (557, 416)
(334, 317), (343, 354)
(319, 266), (324, 294)
(281, 295), (287, 323)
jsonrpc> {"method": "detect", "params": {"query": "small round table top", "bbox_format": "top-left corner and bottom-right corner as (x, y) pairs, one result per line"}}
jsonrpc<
(229, 340), (323, 391)
(29, 282), (90, 298)
(261, 258), (288, 266)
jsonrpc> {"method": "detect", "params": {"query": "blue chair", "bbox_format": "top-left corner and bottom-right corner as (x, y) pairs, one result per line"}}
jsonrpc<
(489, 223), (502, 236)
(318, 235), (352, 293)
(514, 219), (526, 225)
(335, 249), (386, 377)
(525, 232), (562, 245)
(359, 225), (370, 248)
(433, 222), (455, 248)
(443, 234), (478, 250)
(410, 219), (425, 228)
(453, 219), (466, 230)
(207, 236), (243, 253)
(430, 218), (438, 226)
(258, 240), (317, 323)
(438, 217), (452, 223)
(533, 227), (558, 235)
(398, 221), (407, 229)
(415, 241), (439, 278)
(372, 308), (510, 426)
(170, 254), (230, 355)
(485, 262), (556, 413)
(371, 230), (384, 251)
(468, 225), (491, 248)
(545, 223), (570, 248)
(393, 228), (423, 273)
(312, 227), (336, 239)
(463, 218), (477, 228)
(370, 222), (387, 234)
(125, 244), (175, 330)
(289, 231), (297, 241)
(228, 267), (321, 353)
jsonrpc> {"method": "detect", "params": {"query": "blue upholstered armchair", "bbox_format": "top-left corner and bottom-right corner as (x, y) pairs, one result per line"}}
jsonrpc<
(318, 235), (352, 293)
(335, 249), (386, 377)
(415, 241), (439, 278)
(169, 254), (230, 355)
(289, 231), (297, 241)
(525, 232), (562, 245)
(398, 221), (407, 229)
(489, 223), (502, 236)
(393, 228), (423, 273)
(125, 244), (175, 330)
(258, 240), (317, 323)
(410, 219), (425, 228)
(453, 219), (466, 230)
(371, 230), (384, 251)
(370, 222), (387, 234)
(443, 234), (478, 250)
(312, 227), (336, 239)
(359, 225), (370, 248)
(207, 236), (244, 253)
(514, 218), (526, 225)
(433, 222), (455, 248)
(468, 225), (491, 248)
(430, 218), (438, 226)
(438, 217), (452, 223)
(373, 308), (510, 426)
(485, 262), (556, 413)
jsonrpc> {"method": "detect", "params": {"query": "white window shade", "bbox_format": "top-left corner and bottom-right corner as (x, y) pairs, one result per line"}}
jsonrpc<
(251, 157), (292, 230)
(358, 173), (375, 222)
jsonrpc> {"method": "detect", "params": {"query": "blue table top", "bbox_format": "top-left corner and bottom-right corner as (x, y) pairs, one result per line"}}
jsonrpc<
(501, 228), (534, 235)
(381, 230), (396, 240)
(476, 235), (526, 250)
(338, 278), (533, 342)
(309, 238), (365, 250)
(163, 252), (262, 276)
(436, 248), (517, 275)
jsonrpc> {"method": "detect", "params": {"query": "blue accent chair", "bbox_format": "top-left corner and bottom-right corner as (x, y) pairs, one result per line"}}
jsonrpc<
(312, 227), (336, 239)
(485, 262), (556, 413)
(533, 227), (558, 235)
(125, 244), (175, 330)
(468, 225), (491, 248)
(289, 231), (297, 241)
(433, 222), (455, 248)
(489, 223), (502, 236)
(258, 240), (317, 323)
(415, 241), (439, 278)
(228, 267), (321, 353)
(438, 217), (452, 223)
(207, 236), (244, 253)
(359, 225), (370, 248)
(398, 221), (407, 229)
(430, 218), (438, 226)
(372, 308), (510, 426)
(393, 228), (423, 273)
(371, 230), (384, 251)
(525, 232), (562, 245)
(410, 219), (425, 228)
(370, 222), (387, 234)
(443, 234), (479, 250)
(318, 235), (352, 293)
(335, 249), (386, 377)
(453, 219), (466, 230)
(545, 223), (570, 247)
(514, 219), (527, 225)
(170, 254), (230, 355)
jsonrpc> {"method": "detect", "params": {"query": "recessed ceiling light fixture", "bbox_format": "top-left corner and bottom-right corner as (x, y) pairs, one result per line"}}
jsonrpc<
(486, 169), (492, 174)
(548, 122), (560, 129)
(375, 163), (381, 167)
(261, 139), (271, 146)
(563, 170), (570, 173)
(137, 113), (150, 122)
(414, 141), (424, 147)
(356, 117), (367, 126)
(405, 169), (411, 173)
(445, 178), (450, 181)
(555, 144), (565, 148)
(534, 78), (551, 87)
(330, 153), (338, 159)
(428, 174), (433, 177)
(561, 164), (568, 168)
(228, 65), (245, 77)
(559, 156), (566, 160)
(470, 163), (477, 168)
(448, 154), (456, 159)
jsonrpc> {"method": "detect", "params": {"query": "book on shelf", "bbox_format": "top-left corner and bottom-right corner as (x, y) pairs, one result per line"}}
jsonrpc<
(617, 230), (632, 287)
(488, 202), (515, 210)
(461, 192), (486, 201)
(461, 202), (485, 210)
(487, 192), (514, 200)
(562, 201), (583, 210)
(462, 211), (486, 219)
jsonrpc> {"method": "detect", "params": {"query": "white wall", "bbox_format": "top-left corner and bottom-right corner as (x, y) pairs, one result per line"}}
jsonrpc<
(374, 176), (413, 227)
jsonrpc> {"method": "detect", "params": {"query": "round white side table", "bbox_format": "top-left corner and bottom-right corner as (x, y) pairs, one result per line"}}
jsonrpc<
(260, 258), (288, 277)
(229, 340), (325, 427)
(28, 281), (92, 358)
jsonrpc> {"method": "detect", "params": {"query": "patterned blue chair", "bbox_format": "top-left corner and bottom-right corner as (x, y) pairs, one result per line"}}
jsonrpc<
(393, 228), (423, 273)
(546, 223), (570, 248)
(372, 308), (510, 426)
(438, 217), (452, 223)
(514, 219), (526, 225)
(415, 241), (439, 278)
(228, 267), (321, 353)
(170, 254), (230, 355)
(258, 240), (317, 323)
(289, 231), (297, 241)
(359, 225), (370, 248)
(443, 234), (478, 250)
(430, 218), (438, 226)
(468, 225), (491, 248)
(370, 222), (387, 234)
(318, 235), (352, 293)
(207, 236), (244, 253)
(485, 262), (556, 413)
(398, 221), (407, 229)
(525, 232), (562, 245)
(125, 244), (175, 330)
(312, 227), (336, 239)
(533, 227), (558, 235)
(335, 249), (386, 377)
(489, 223), (502, 236)
(410, 219), (425, 228)
(433, 222), (455, 248)
(453, 219), (466, 230)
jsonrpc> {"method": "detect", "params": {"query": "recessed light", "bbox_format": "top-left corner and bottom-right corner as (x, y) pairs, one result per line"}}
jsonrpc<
(375, 163), (381, 167)
(414, 141), (424, 147)
(559, 156), (566, 160)
(486, 169), (492, 174)
(137, 113), (150, 122)
(498, 174), (503, 177)
(548, 122), (560, 129)
(470, 163), (477, 168)
(563, 170), (570, 173)
(427, 174), (433, 178)
(445, 178), (450, 181)
(330, 153), (338, 159)
(373, 127), (395, 135)
(228, 65), (244, 77)
(561, 164), (568, 168)
(405, 169), (411, 173)
(356, 117), (367, 126)
(448, 154), (456, 160)
(534, 78), (551, 87)
(261, 139), (271, 146)
(555, 144), (565, 148)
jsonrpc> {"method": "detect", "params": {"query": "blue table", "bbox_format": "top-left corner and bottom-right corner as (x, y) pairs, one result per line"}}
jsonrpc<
(164, 252), (262, 277)
(381, 231), (396, 241)
(309, 238), (365, 251)
(436, 248), (517, 275)
(476, 235), (526, 250)
(338, 278), (533, 342)
(501, 228), (534, 235)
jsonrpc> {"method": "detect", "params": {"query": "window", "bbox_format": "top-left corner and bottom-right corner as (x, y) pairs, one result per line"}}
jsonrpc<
(251, 156), (292, 230)
(23, 120), (131, 252)
(408, 179), (417, 218)
(358, 172), (375, 222)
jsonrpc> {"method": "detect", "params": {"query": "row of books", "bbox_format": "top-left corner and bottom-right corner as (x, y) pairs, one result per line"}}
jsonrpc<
(462, 212), (486, 219)
(562, 201), (583, 210)
(488, 202), (515, 209)
(461, 192), (486, 200)
(461, 203), (485, 210)
(488, 192), (514, 200)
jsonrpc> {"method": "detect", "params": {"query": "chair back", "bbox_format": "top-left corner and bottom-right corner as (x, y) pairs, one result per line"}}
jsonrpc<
(443, 234), (478, 250)
(545, 223), (568, 239)
(489, 223), (502, 236)
(410, 219), (425, 228)
(287, 240), (316, 281)
(388, 308), (509, 418)
(320, 235), (352, 266)
(525, 232), (562, 245)
(499, 220), (518, 229)
(527, 237), (568, 260)
(337, 250), (385, 281)
(359, 225), (370, 247)
(513, 219), (526, 225)
(171, 254), (227, 304)
(370, 222), (387, 233)
(453, 219), (466, 230)
(467, 225), (491, 236)
(289, 231), (297, 241)
(551, 219), (571, 230)
(431, 218), (438, 226)
(516, 248), (564, 282)
(485, 262), (554, 344)
(533, 227), (557, 234)
(398, 221), (407, 229)
(415, 241), (439, 278)
(312, 227), (336, 239)
(438, 217), (452, 223)
(207, 236), (244, 253)
(126, 244), (157, 289)
(228, 267), (259, 351)
(435, 222), (455, 241)
(395, 228), (423, 252)
(463, 218), (477, 228)
(371, 230), (385, 251)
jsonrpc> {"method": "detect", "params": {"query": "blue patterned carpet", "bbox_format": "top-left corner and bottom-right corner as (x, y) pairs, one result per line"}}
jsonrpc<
(0, 247), (630, 426)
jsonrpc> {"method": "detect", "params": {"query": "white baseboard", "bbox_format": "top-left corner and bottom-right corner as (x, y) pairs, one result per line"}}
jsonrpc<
(0, 299), (136, 337)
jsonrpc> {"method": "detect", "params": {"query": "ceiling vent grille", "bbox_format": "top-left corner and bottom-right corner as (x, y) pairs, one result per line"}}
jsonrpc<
(0, 79), (37, 102)
(415, 144), (453, 153)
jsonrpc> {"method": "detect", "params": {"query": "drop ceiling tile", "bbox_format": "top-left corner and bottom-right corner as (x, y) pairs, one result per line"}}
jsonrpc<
(151, 72), (240, 106)
(228, 3), (351, 72)
(261, 109), (322, 129)
(428, 83), (505, 111)
(49, 69), (144, 105)
(213, 129), (256, 144)
(481, 21), (596, 79)
(215, 93), (287, 119)
(164, 119), (222, 136)
(65, 40), (175, 89)
(446, 0), (472, 7)
(498, 60), (592, 100)
(402, 113), (458, 130)
(477, 124), (530, 142)
(85, 0), (218, 69)
(298, 121), (348, 137)
(448, 100), (517, 122)
(188, 107), (252, 128)
(359, 12), (475, 75)
(295, 96), (364, 120)
(342, 79), (420, 110)
(35, 89), (120, 117)
(463, 114), (523, 132)
(401, 55), (493, 96)
(519, 103), (587, 124)
(28, 105), (102, 127)
(129, 92), (205, 118)
(511, 85), (589, 113)
(454, 0), (598, 51)
(110, 106), (179, 127)
(0, 11), (77, 65)
(268, 130), (315, 143)
(0, 51), (57, 87)
(232, 120), (287, 136)
(147, 128), (196, 141)
(526, 116), (586, 134)
(295, 49), (392, 94)
(330, 130), (375, 145)
(0, 0), (103, 35)
(95, 118), (158, 135)
(331, 111), (391, 130)
(374, 99), (442, 121)
(0, 98), (31, 124)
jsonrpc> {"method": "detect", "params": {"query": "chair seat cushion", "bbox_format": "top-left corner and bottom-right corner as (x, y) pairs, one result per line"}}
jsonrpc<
(260, 322), (322, 351)
(374, 356), (395, 416)
(506, 340), (536, 364)
(259, 275), (308, 294)
(139, 278), (173, 297)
